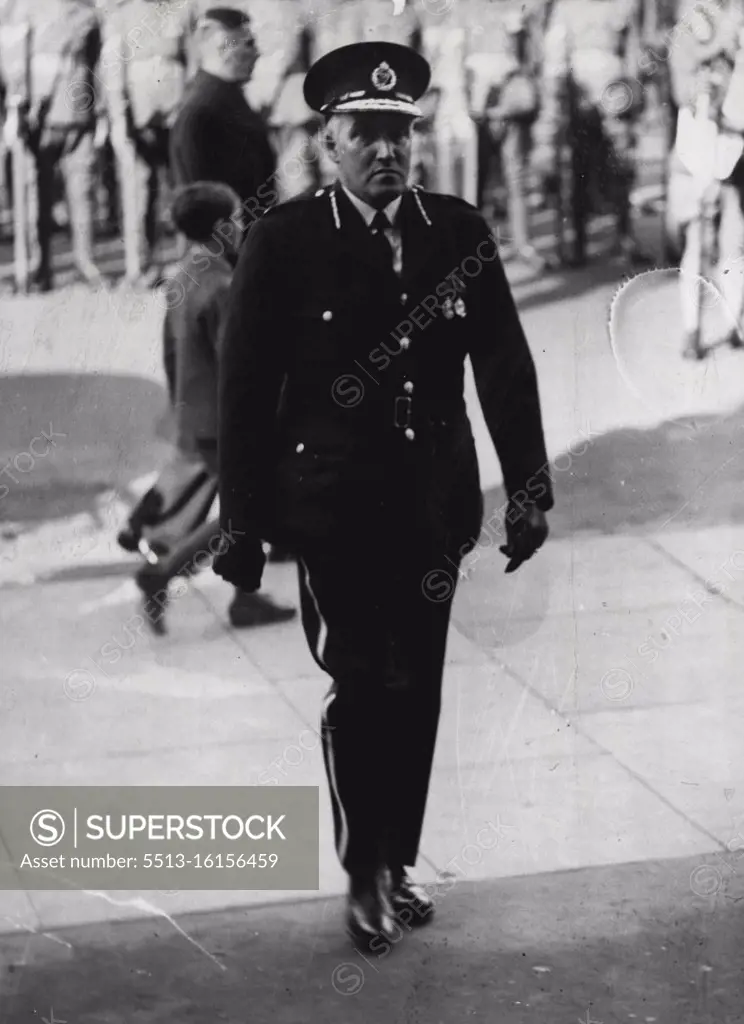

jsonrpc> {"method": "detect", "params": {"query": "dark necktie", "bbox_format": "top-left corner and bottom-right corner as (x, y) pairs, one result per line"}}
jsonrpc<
(369, 210), (393, 271)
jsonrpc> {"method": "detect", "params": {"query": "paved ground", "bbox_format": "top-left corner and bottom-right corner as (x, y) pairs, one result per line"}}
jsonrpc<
(2, 168), (744, 1021)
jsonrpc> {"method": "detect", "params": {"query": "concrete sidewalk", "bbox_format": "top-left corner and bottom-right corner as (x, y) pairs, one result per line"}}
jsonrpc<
(2, 520), (743, 917)
(2, 855), (742, 1024)
(2, 519), (744, 1020)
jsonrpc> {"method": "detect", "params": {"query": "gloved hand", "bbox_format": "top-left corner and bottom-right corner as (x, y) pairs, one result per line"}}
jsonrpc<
(499, 503), (549, 573)
(212, 531), (266, 593)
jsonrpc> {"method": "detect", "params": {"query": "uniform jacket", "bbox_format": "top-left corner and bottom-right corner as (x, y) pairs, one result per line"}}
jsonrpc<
(218, 184), (553, 555)
(170, 70), (277, 209)
(165, 247), (233, 456)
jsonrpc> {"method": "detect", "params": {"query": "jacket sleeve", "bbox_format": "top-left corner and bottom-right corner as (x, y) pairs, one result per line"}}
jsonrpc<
(466, 216), (554, 512)
(218, 219), (287, 539)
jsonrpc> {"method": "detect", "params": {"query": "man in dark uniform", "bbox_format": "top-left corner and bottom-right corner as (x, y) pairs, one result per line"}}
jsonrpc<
(213, 42), (553, 947)
(170, 7), (277, 224)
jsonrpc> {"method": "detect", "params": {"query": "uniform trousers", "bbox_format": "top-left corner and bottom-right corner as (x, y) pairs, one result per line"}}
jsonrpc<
(31, 124), (97, 278)
(678, 159), (744, 336)
(296, 525), (461, 878)
(113, 123), (170, 276)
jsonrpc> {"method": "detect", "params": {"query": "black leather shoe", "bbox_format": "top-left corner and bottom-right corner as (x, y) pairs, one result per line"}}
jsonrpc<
(117, 526), (140, 553)
(390, 868), (436, 928)
(346, 870), (396, 949)
(228, 591), (296, 628)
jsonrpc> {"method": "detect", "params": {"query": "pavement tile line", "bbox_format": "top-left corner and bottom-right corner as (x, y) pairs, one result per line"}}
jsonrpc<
(448, 613), (734, 858)
(644, 535), (744, 612)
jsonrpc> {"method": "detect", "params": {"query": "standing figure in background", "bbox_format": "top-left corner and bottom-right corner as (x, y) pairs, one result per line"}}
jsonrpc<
(260, 2), (319, 201)
(100, 0), (196, 288)
(667, 0), (744, 358)
(533, 0), (652, 267)
(638, 0), (681, 263)
(16, 0), (104, 292)
(466, 0), (546, 271)
(170, 7), (277, 226)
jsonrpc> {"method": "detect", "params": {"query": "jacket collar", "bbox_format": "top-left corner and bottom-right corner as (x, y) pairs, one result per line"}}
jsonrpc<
(340, 185), (403, 229)
(328, 181), (435, 284)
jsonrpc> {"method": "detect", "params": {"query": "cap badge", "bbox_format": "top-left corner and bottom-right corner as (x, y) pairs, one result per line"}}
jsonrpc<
(454, 297), (467, 318)
(371, 61), (397, 92)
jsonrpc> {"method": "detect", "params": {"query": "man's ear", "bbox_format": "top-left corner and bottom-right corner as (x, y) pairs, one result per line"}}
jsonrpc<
(323, 125), (341, 166)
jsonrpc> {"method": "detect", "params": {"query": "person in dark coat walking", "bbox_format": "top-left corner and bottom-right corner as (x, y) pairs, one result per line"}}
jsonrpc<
(120, 181), (296, 632)
(213, 42), (553, 949)
(170, 7), (277, 223)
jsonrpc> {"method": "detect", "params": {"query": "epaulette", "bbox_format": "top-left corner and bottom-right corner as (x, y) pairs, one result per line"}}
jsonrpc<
(412, 187), (479, 216)
(410, 185), (433, 227)
(255, 191), (320, 224)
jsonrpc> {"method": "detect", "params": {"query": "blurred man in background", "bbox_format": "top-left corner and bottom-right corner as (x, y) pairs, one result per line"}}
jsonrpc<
(2, 0), (104, 292)
(466, 0), (547, 271)
(170, 7), (276, 224)
(100, 0), (195, 287)
(533, 0), (652, 267)
(666, 0), (744, 358)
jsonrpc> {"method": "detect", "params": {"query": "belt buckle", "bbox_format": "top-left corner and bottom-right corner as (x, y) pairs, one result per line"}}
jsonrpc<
(394, 396), (412, 429)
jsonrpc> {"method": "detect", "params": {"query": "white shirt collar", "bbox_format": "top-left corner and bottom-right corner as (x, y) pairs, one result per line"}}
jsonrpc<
(341, 185), (402, 227)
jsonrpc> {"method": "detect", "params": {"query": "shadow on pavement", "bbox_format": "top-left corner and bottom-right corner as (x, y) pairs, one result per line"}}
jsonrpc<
(1, 854), (740, 1023)
(484, 402), (744, 543)
(0, 373), (173, 524)
(449, 402), (744, 651)
(514, 257), (642, 317)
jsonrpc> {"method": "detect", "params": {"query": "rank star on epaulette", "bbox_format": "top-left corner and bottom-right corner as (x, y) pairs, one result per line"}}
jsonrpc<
(442, 298), (455, 319)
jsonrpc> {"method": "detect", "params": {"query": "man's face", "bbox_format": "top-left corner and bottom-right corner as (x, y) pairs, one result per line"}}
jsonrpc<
(212, 23), (258, 83)
(328, 113), (415, 208)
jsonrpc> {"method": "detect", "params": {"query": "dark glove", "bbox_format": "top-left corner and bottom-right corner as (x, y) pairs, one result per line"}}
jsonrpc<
(212, 530), (266, 593)
(499, 503), (549, 574)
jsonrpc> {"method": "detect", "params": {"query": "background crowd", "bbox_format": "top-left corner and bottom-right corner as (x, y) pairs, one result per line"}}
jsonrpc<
(0, 0), (699, 295)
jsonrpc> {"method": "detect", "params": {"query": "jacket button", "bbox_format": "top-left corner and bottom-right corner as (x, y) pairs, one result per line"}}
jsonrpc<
(400, 292), (408, 304)
(400, 337), (410, 350)
(296, 443), (305, 453)
(404, 381), (414, 393)
(405, 428), (415, 441)
(322, 310), (333, 321)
